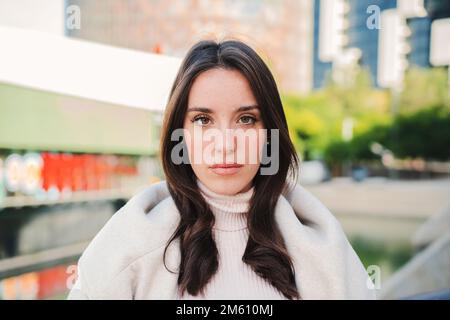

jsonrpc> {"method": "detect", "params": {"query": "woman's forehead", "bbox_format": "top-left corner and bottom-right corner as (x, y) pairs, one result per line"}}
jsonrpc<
(188, 68), (257, 111)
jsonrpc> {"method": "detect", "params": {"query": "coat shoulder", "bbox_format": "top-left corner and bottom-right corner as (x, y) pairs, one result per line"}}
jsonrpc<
(70, 181), (180, 298)
(279, 182), (344, 241)
(279, 183), (376, 299)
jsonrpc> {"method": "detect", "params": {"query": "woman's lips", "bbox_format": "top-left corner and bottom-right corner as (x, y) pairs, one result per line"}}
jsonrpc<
(209, 163), (243, 176)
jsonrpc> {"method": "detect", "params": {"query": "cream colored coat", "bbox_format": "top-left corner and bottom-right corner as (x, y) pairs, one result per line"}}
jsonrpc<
(67, 181), (376, 300)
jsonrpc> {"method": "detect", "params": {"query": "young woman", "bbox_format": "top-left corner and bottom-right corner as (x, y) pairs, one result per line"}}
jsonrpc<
(68, 40), (376, 300)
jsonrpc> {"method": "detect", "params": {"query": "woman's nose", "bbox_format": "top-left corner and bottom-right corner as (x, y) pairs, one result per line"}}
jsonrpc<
(213, 128), (236, 157)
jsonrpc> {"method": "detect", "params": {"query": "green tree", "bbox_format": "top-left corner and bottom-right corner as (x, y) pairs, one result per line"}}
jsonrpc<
(399, 67), (449, 114)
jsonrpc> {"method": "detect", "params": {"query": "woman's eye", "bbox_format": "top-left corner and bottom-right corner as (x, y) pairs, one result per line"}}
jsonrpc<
(239, 115), (257, 125)
(192, 116), (211, 126)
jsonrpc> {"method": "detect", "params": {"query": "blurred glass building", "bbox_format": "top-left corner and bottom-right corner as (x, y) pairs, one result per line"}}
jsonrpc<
(313, 0), (450, 89)
(312, 0), (332, 88)
(346, 0), (397, 85)
(405, 0), (450, 68)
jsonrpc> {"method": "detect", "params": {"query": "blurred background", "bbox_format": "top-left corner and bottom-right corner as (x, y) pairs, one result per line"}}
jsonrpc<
(0, 0), (449, 300)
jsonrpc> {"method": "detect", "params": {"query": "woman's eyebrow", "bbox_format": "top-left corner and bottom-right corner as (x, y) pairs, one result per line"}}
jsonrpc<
(186, 105), (260, 113)
(186, 107), (213, 113)
(236, 105), (260, 112)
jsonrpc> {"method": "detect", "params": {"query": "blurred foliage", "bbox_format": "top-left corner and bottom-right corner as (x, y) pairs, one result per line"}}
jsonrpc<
(282, 67), (391, 162)
(350, 236), (413, 277)
(324, 107), (450, 165)
(325, 66), (391, 116)
(399, 67), (449, 114)
(388, 106), (450, 161)
(282, 66), (450, 166)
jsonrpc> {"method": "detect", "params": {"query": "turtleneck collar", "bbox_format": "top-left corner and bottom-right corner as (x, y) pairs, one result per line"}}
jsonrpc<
(196, 179), (254, 231)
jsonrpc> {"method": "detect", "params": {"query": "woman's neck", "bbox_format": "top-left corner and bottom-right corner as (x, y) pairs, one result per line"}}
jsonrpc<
(196, 179), (254, 231)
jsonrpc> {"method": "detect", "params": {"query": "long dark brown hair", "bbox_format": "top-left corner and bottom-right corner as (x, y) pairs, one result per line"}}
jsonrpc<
(160, 39), (300, 299)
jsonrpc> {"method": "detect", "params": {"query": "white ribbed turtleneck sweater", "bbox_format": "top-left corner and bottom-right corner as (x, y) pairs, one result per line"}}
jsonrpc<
(176, 180), (288, 300)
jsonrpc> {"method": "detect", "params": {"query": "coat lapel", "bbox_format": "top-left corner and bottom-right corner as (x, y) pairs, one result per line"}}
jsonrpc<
(276, 183), (375, 299)
(145, 181), (374, 299)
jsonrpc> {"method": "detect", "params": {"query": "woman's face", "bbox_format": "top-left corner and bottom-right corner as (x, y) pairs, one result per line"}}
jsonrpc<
(183, 68), (266, 195)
